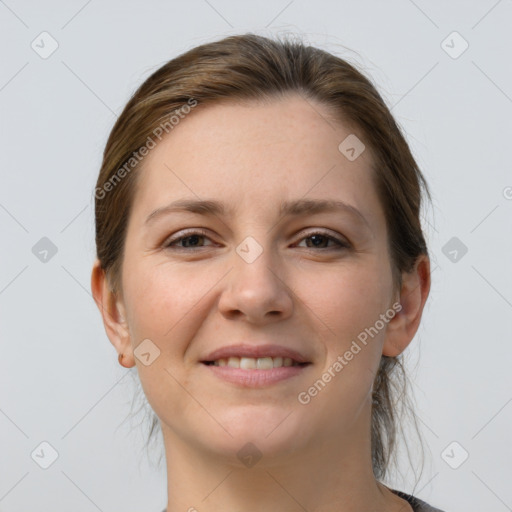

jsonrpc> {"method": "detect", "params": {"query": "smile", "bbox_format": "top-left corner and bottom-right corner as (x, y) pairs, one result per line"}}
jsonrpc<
(203, 356), (306, 369)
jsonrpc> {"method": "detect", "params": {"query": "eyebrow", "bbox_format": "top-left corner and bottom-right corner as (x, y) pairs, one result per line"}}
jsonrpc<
(144, 198), (371, 229)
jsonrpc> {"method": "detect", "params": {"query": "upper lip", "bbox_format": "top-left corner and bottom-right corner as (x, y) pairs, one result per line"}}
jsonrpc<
(202, 344), (311, 364)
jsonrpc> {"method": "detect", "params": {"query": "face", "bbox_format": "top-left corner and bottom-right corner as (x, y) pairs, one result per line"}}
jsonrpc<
(117, 93), (400, 463)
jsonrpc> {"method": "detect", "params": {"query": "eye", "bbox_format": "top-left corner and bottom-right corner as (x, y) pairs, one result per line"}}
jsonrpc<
(295, 231), (350, 250)
(163, 229), (350, 251)
(164, 229), (215, 249)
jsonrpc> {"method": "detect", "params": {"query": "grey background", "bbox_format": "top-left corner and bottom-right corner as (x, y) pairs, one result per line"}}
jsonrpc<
(1, 0), (511, 511)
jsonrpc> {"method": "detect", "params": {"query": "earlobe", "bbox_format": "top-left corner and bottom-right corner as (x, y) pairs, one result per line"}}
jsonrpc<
(382, 254), (431, 357)
(91, 259), (135, 367)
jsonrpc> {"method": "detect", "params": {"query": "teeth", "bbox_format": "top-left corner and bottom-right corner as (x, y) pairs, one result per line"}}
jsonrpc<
(240, 357), (256, 369)
(257, 357), (273, 370)
(211, 356), (301, 369)
(227, 357), (239, 368)
(272, 357), (283, 368)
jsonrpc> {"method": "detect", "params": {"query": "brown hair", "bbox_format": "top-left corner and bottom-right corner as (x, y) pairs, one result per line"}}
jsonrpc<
(94, 33), (431, 483)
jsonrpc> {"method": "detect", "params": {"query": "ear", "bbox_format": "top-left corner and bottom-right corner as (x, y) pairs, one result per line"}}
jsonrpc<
(91, 259), (135, 367)
(382, 254), (431, 357)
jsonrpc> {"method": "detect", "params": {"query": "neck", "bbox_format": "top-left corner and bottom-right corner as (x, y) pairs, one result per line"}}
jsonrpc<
(161, 402), (409, 512)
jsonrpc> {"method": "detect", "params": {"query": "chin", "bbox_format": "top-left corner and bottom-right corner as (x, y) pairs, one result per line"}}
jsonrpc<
(199, 405), (311, 466)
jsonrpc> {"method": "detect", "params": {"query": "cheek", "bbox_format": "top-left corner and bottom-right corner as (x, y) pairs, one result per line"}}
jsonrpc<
(295, 266), (389, 429)
(120, 260), (215, 422)
(294, 256), (393, 341)
(296, 257), (392, 407)
(122, 258), (218, 353)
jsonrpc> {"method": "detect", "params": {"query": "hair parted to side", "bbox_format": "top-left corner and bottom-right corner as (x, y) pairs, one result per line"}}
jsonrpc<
(94, 33), (431, 485)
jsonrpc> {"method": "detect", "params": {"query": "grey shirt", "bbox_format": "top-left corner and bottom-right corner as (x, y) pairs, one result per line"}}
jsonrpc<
(391, 488), (446, 511)
(161, 489), (447, 511)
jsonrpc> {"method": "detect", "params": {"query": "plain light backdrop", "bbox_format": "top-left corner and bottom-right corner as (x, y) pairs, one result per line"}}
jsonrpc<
(1, 1), (511, 511)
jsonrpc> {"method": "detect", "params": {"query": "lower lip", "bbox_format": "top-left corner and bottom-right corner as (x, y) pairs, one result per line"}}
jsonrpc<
(202, 363), (310, 387)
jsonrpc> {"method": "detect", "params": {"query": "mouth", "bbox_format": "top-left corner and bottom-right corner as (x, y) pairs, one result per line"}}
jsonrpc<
(200, 344), (312, 387)
(201, 356), (309, 369)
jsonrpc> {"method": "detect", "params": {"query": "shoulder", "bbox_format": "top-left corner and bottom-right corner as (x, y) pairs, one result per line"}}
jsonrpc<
(390, 488), (447, 512)
(412, 495), (447, 512)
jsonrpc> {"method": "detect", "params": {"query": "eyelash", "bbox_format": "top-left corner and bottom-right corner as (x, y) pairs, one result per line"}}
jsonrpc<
(164, 229), (351, 251)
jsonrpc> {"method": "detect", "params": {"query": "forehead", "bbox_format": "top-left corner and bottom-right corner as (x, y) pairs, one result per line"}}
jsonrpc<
(130, 94), (385, 229)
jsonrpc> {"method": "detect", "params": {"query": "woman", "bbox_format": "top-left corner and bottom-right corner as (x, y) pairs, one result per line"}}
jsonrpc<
(91, 33), (445, 512)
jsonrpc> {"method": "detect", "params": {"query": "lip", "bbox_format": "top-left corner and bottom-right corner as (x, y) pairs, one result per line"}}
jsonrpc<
(203, 364), (309, 387)
(201, 343), (310, 364)
(200, 343), (312, 388)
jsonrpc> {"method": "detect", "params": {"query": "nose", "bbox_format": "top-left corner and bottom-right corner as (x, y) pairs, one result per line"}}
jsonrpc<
(217, 241), (294, 324)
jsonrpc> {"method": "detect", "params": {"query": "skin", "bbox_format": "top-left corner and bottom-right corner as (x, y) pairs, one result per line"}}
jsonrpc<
(91, 93), (430, 512)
